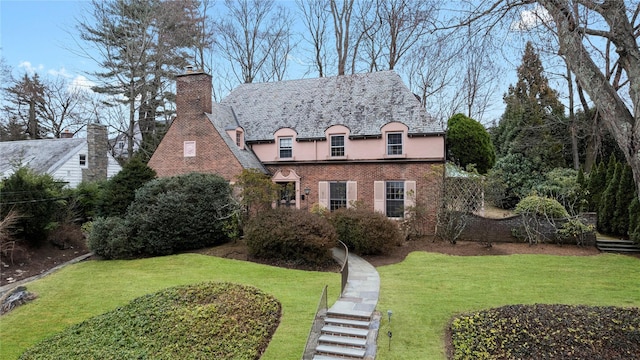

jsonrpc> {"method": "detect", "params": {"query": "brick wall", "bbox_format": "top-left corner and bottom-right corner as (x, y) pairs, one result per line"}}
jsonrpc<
(267, 161), (443, 233)
(148, 72), (244, 180)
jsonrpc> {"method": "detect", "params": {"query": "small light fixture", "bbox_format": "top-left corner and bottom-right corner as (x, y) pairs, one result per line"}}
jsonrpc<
(304, 188), (310, 195)
(387, 309), (393, 323)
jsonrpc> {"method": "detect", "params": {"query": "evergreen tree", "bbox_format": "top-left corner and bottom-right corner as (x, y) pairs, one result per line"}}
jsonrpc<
(493, 42), (567, 170)
(587, 161), (606, 212)
(598, 161), (621, 234)
(629, 196), (640, 243)
(96, 157), (156, 217)
(613, 164), (635, 235)
(446, 113), (496, 174)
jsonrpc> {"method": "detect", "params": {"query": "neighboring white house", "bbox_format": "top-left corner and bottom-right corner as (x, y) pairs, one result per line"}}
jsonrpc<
(109, 122), (143, 159)
(0, 124), (121, 188)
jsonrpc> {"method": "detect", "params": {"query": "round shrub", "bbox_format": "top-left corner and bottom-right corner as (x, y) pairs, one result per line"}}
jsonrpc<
(244, 207), (337, 267)
(87, 217), (142, 259)
(328, 207), (403, 255)
(514, 195), (568, 218)
(126, 172), (237, 256)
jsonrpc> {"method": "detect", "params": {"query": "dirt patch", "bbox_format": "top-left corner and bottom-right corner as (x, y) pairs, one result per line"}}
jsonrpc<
(190, 237), (604, 269)
(1, 238), (91, 287)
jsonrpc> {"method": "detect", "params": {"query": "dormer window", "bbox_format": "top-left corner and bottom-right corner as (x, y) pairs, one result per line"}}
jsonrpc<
(236, 131), (242, 147)
(330, 134), (345, 157)
(387, 132), (403, 155)
(279, 137), (293, 158)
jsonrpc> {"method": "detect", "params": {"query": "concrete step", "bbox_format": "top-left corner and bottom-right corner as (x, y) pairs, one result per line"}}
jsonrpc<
(319, 334), (367, 347)
(321, 325), (369, 338)
(315, 344), (366, 358)
(325, 317), (370, 329)
(313, 355), (355, 360)
(597, 239), (640, 252)
(326, 308), (372, 322)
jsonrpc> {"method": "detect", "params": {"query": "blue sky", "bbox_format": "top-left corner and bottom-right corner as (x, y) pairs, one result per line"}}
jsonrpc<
(1, 0), (95, 85)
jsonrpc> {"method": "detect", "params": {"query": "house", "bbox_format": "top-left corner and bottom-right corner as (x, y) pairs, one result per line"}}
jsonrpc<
(148, 70), (445, 231)
(0, 123), (122, 188)
(109, 122), (142, 160)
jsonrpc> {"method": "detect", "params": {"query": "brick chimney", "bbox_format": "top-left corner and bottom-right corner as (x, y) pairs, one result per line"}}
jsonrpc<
(82, 123), (108, 182)
(176, 70), (212, 120)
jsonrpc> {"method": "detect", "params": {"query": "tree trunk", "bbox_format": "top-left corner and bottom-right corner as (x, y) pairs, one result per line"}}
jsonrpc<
(539, 0), (640, 201)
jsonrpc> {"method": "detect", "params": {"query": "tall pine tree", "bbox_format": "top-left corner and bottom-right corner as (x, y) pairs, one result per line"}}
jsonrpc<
(493, 41), (567, 170)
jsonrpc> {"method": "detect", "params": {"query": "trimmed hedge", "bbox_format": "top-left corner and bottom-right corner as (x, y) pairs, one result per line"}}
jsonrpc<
(244, 207), (337, 267)
(19, 282), (281, 360)
(328, 207), (403, 255)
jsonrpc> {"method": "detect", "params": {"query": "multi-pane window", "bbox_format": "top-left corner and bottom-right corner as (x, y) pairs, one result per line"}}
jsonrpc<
(387, 132), (403, 155)
(329, 182), (347, 211)
(386, 181), (404, 218)
(330, 135), (345, 157)
(236, 131), (242, 147)
(79, 154), (87, 167)
(279, 137), (293, 158)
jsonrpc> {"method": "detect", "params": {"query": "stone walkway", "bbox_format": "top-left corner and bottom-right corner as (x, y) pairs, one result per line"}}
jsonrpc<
(311, 248), (380, 360)
(329, 247), (380, 319)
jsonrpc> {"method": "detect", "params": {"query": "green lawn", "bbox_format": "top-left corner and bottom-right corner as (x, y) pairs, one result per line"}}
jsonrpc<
(0, 254), (339, 360)
(375, 252), (640, 359)
(1, 252), (639, 360)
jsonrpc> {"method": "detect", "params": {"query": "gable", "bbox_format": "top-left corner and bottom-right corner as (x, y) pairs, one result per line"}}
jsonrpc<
(148, 105), (262, 181)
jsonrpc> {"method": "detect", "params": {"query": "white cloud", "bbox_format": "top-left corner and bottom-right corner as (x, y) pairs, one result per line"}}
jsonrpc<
(48, 67), (72, 78)
(68, 75), (95, 93)
(511, 5), (552, 31)
(18, 61), (44, 75)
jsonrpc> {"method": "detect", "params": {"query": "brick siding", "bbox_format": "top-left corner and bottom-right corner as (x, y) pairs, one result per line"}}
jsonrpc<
(267, 161), (443, 233)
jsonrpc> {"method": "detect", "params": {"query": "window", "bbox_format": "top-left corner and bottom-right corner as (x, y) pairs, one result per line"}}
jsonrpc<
(387, 132), (403, 155)
(386, 181), (404, 218)
(329, 182), (347, 211)
(117, 141), (124, 149)
(279, 137), (293, 158)
(236, 131), (242, 147)
(79, 154), (87, 167)
(330, 135), (345, 157)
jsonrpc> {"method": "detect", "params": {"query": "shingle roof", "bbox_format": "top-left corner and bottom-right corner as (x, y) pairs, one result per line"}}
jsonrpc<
(0, 138), (85, 177)
(207, 104), (267, 173)
(219, 71), (443, 142)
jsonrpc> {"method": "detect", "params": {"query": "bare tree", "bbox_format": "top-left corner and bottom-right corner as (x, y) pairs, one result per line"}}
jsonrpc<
(377, 0), (436, 70)
(38, 75), (89, 138)
(330, 0), (355, 75)
(216, 0), (293, 84)
(296, 0), (330, 77)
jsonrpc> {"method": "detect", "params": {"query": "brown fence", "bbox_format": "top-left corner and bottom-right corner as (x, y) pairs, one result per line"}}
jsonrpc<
(459, 212), (597, 246)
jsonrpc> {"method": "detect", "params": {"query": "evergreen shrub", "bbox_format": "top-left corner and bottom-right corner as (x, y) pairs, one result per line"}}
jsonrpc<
(328, 207), (403, 255)
(88, 172), (237, 259)
(244, 207), (337, 267)
(87, 217), (141, 259)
